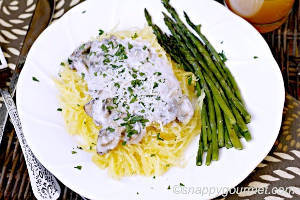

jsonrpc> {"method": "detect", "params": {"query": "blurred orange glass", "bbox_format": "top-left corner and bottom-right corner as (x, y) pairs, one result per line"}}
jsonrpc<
(225, 0), (295, 33)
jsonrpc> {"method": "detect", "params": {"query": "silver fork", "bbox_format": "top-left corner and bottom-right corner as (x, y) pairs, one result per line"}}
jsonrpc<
(0, 89), (61, 199)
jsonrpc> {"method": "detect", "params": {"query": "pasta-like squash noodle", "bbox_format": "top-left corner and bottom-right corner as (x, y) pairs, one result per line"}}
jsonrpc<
(55, 26), (201, 179)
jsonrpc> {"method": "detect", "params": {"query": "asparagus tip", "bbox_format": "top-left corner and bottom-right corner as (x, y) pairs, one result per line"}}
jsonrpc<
(196, 161), (202, 166)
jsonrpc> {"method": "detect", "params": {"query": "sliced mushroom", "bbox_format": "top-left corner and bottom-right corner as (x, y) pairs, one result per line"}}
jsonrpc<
(69, 41), (92, 71)
(96, 127), (122, 155)
(84, 98), (112, 126)
(123, 122), (146, 144)
(176, 96), (194, 124)
(84, 100), (94, 118)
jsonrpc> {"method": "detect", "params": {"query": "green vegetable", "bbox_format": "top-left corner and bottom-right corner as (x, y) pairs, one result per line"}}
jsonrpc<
(32, 77), (39, 82)
(157, 133), (164, 141)
(74, 165), (82, 170)
(145, 0), (252, 167)
(98, 29), (104, 35)
(187, 75), (192, 85)
(107, 127), (115, 132)
(205, 143), (212, 166)
(131, 33), (138, 39)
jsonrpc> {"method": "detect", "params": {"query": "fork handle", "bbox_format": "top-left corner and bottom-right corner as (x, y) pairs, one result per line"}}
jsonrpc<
(0, 89), (61, 200)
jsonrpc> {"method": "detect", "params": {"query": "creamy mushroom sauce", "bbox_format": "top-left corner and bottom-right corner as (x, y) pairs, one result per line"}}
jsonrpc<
(68, 35), (194, 154)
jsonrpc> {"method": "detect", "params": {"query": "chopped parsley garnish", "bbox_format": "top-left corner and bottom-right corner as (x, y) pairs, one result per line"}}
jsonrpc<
(132, 68), (138, 73)
(111, 64), (122, 69)
(107, 127), (115, 132)
(141, 109), (145, 113)
(154, 72), (162, 76)
(77, 104), (80, 106)
(112, 97), (118, 104)
(94, 72), (97, 76)
(130, 95), (137, 103)
(107, 106), (114, 111)
(114, 82), (120, 88)
(153, 82), (159, 89)
(131, 32), (138, 39)
(77, 146), (83, 150)
(218, 50), (227, 62)
(88, 52), (96, 56)
(155, 96), (161, 100)
(128, 43), (133, 49)
(166, 164), (170, 167)
(254, 56), (258, 59)
(98, 29), (104, 36)
(118, 68), (125, 74)
(122, 141), (127, 145)
(143, 45), (147, 50)
(139, 72), (145, 76)
(82, 10), (86, 14)
(127, 87), (134, 94)
(220, 41), (224, 44)
(121, 114), (149, 138)
(103, 58), (111, 65)
(157, 133), (164, 141)
(102, 73), (107, 77)
(60, 62), (65, 66)
(167, 185), (171, 190)
(153, 176), (156, 179)
(101, 44), (108, 53)
(136, 192), (139, 195)
(131, 79), (142, 87)
(68, 58), (73, 64)
(187, 75), (192, 85)
(131, 73), (137, 79)
(81, 72), (85, 79)
(71, 151), (77, 154)
(79, 44), (85, 50)
(179, 183), (185, 186)
(57, 108), (62, 112)
(150, 154), (155, 157)
(108, 41), (115, 48)
(32, 77), (39, 82)
(74, 165), (82, 170)
(115, 44), (128, 60)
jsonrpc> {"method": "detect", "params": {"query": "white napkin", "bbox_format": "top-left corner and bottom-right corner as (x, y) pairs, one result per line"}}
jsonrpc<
(0, 47), (7, 69)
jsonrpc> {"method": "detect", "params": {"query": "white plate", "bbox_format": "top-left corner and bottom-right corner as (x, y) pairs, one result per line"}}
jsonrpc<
(16, 0), (285, 199)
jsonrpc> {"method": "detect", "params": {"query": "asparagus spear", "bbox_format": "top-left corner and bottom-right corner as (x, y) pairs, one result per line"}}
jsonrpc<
(224, 125), (233, 149)
(201, 103), (209, 151)
(205, 143), (213, 166)
(163, 15), (237, 125)
(215, 99), (224, 147)
(196, 131), (204, 166)
(224, 117), (243, 150)
(161, 4), (250, 122)
(242, 131), (252, 142)
(145, 9), (194, 72)
(231, 104), (249, 132)
(184, 11), (244, 104)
